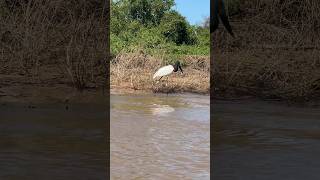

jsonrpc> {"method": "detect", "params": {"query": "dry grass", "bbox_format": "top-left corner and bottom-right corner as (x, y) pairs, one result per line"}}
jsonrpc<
(0, 0), (108, 91)
(212, 0), (320, 101)
(111, 51), (209, 94)
(212, 49), (320, 101)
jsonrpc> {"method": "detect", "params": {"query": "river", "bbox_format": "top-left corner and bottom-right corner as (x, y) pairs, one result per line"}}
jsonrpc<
(212, 100), (320, 180)
(0, 102), (108, 179)
(111, 94), (210, 179)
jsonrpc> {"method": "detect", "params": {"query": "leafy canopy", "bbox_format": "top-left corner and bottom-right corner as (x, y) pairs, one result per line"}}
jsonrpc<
(111, 0), (209, 56)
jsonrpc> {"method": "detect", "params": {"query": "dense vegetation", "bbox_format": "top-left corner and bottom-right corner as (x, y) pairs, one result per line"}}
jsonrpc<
(111, 0), (209, 60)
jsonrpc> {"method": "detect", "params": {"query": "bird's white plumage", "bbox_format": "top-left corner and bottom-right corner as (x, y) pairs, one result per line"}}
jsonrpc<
(153, 65), (174, 79)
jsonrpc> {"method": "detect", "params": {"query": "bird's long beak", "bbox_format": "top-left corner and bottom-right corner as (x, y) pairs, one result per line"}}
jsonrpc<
(179, 65), (183, 73)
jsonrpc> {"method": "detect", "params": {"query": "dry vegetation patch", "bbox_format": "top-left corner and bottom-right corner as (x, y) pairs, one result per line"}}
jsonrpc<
(0, 0), (108, 92)
(212, 0), (320, 101)
(111, 52), (209, 94)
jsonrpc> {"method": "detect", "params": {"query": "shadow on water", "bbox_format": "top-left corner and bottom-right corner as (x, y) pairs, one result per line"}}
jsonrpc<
(0, 102), (108, 180)
(111, 93), (210, 179)
(212, 100), (320, 180)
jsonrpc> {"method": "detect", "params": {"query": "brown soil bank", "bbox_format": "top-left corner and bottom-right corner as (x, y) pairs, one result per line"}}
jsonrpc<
(111, 52), (209, 94)
(212, 0), (320, 102)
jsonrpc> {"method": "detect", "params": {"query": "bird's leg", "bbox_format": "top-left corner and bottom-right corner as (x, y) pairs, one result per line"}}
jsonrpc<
(166, 76), (168, 87)
(154, 76), (162, 85)
(166, 77), (169, 96)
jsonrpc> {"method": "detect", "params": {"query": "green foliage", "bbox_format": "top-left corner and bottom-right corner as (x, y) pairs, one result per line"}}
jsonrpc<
(136, 27), (166, 48)
(111, 0), (209, 57)
(195, 26), (210, 47)
(127, 0), (174, 26)
(159, 11), (195, 45)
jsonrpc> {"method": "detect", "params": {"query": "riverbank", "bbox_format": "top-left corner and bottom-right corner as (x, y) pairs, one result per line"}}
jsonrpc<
(0, 59), (208, 105)
(211, 0), (320, 102)
(0, 64), (107, 105)
(212, 48), (320, 102)
(111, 52), (210, 95)
(0, 0), (108, 105)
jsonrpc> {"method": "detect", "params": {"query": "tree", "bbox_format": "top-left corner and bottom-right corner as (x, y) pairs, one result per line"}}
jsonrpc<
(112, 0), (174, 26)
(128, 0), (174, 26)
(160, 10), (195, 45)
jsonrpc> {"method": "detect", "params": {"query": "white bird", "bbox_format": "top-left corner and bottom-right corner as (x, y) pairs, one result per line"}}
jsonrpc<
(153, 61), (183, 81)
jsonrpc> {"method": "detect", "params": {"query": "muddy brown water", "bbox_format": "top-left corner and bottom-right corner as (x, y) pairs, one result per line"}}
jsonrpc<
(0, 102), (108, 179)
(213, 100), (320, 180)
(111, 94), (210, 179)
(3, 94), (316, 179)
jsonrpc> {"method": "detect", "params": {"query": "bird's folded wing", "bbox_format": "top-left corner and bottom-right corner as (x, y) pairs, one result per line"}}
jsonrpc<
(153, 65), (174, 79)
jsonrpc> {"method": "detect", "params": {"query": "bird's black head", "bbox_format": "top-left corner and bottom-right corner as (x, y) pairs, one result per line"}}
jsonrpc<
(173, 61), (183, 73)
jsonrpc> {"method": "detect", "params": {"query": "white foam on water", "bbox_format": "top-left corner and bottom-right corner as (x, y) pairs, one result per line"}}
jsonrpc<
(151, 104), (175, 116)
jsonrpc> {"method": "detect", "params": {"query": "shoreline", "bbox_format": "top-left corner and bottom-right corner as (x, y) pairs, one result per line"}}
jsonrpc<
(0, 84), (318, 107)
(0, 53), (317, 105)
(110, 87), (209, 96)
(0, 82), (209, 105)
